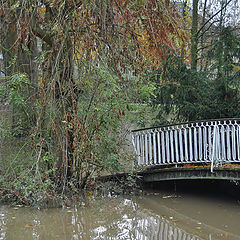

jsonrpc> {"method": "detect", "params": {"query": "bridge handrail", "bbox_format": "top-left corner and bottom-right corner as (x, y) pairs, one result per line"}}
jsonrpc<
(131, 118), (240, 171)
(131, 118), (240, 133)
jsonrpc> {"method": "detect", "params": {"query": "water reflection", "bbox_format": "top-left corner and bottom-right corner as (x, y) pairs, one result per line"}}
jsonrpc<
(0, 196), (231, 240)
(0, 207), (7, 240)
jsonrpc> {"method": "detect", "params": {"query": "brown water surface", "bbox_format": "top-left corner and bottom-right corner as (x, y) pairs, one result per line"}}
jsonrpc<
(0, 191), (240, 240)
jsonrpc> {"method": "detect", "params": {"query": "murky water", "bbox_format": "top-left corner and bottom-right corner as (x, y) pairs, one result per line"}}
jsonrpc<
(1, 188), (240, 240)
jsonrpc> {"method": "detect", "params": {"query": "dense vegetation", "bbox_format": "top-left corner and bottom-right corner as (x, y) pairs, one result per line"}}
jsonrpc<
(150, 1), (240, 124)
(151, 26), (240, 123)
(0, 0), (239, 205)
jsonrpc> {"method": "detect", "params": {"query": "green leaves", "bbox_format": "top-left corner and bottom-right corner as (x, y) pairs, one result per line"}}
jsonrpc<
(9, 73), (30, 87)
(10, 1), (20, 10)
(21, 44), (32, 56)
(105, 154), (124, 172)
(7, 74), (31, 107)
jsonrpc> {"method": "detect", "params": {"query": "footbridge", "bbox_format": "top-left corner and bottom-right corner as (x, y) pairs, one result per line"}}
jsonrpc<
(131, 119), (240, 182)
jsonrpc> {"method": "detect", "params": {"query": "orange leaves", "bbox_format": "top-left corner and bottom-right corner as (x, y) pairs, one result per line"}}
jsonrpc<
(37, 7), (46, 15)
(115, 0), (190, 66)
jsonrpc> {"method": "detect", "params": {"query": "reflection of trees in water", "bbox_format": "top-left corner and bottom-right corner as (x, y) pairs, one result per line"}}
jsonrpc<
(0, 198), (202, 240)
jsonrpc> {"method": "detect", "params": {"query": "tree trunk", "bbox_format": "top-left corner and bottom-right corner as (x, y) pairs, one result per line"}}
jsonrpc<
(191, 0), (199, 71)
(199, 0), (207, 71)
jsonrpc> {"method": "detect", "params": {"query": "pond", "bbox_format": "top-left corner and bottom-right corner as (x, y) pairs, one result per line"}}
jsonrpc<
(1, 185), (240, 240)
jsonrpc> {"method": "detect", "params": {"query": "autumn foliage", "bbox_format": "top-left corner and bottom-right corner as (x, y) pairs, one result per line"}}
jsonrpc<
(0, 0), (190, 190)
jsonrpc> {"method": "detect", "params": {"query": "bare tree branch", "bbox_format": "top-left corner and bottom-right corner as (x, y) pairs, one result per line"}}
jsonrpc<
(197, 0), (233, 36)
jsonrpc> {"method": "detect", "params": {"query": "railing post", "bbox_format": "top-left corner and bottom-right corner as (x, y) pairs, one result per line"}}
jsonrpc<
(157, 131), (161, 165)
(237, 121), (240, 160)
(211, 123), (217, 172)
(211, 121), (220, 172)
(131, 134), (136, 171)
(179, 125), (184, 162)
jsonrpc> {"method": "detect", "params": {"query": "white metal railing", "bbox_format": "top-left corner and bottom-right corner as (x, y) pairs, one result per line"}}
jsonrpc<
(131, 119), (240, 172)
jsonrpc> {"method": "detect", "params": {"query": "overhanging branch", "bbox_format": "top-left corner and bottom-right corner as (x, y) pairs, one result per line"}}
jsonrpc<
(197, 0), (233, 36)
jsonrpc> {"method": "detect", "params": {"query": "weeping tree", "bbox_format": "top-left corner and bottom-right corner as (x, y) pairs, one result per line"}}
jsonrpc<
(0, 0), (187, 190)
(1, 0), (133, 189)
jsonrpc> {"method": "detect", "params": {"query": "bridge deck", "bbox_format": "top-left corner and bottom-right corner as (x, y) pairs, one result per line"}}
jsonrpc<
(139, 165), (240, 182)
